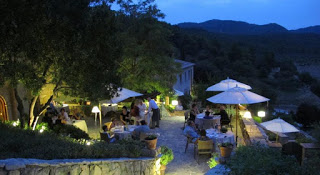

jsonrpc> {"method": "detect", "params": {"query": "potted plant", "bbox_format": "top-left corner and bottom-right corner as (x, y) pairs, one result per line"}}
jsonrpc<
(219, 142), (233, 158)
(145, 134), (158, 150)
(160, 146), (174, 175)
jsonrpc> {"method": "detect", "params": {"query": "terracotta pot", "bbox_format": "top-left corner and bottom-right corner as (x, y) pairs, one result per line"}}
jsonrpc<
(220, 146), (232, 158)
(145, 138), (158, 150)
(160, 165), (166, 175)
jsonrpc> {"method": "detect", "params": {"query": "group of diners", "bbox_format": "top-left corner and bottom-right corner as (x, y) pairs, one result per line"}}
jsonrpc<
(107, 97), (160, 129)
(184, 103), (231, 143)
(189, 103), (230, 126)
(102, 119), (151, 142)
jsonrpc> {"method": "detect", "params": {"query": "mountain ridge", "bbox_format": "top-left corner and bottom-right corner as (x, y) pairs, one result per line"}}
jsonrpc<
(177, 19), (320, 35)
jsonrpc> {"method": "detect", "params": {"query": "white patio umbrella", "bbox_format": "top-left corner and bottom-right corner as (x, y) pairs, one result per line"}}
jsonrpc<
(206, 77), (252, 91)
(174, 89), (184, 96)
(207, 85), (270, 145)
(100, 87), (143, 104)
(261, 118), (299, 133)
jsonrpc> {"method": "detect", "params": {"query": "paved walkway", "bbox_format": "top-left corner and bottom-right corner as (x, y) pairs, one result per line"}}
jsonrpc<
(156, 116), (210, 175)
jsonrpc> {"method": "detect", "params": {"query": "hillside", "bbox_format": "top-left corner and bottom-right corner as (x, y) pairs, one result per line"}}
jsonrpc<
(178, 19), (320, 35)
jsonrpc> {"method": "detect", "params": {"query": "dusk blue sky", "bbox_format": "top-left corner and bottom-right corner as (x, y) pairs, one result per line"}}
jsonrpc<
(155, 0), (320, 30)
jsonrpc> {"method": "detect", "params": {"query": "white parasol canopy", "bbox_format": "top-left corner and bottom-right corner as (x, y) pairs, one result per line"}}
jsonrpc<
(174, 89), (184, 96)
(100, 87), (143, 104)
(261, 118), (299, 133)
(206, 77), (252, 91)
(207, 86), (269, 104)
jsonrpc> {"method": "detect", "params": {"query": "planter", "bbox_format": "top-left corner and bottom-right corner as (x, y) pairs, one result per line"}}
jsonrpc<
(145, 138), (158, 150)
(160, 165), (166, 175)
(220, 146), (232, 158)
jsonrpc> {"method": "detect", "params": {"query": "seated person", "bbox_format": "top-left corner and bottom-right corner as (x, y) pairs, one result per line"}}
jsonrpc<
(203, 111), (213, 119)
(189, 104), (200, 121)
(109, 117), (123, 130)
(205, 105), (213, 113)
(216, 105), (230, 125)
(183, 120), (199, 143)
(120, 106), (130, 125)
(71, 108), (82, 120)
(198, 129), (210, 141)
(101, 125), (115, 143)
(132, 120), (150, 140)
(59, 108), (72, 125)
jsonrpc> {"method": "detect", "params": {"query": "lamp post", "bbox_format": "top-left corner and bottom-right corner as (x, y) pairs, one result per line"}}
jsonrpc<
(258, 111), (266, 122)
(243, 111), (252, 119)
(92, 106), (101, 126)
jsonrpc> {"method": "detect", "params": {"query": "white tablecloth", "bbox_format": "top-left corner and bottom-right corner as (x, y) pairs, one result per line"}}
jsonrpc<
(72, 120), (88, 133)
(111, 125), (138, 140)
(206, 128), (235, 151)
(195, 113), (221, 129)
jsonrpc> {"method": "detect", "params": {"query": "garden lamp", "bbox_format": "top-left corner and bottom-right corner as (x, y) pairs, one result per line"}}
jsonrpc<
(258, 111), (266, 117)
(92, 106), (101, 125)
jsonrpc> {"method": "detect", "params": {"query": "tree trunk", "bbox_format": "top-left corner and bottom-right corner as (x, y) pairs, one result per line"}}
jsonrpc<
(29, 96), (38, 126)
(14, 88), (25, 128)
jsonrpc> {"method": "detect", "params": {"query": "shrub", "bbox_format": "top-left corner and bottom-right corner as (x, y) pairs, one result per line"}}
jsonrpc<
(164, 105), (175, 113)
(295, 103), (320, 127)
(52, 124), (90, 140)
(207, 152), (219, 168)
(178, 94), (192, 110)
(311, 81), (320, 98)
(160, 146), (174, 166)
(0, 123), (147, 159)
(145, 134), (157, 140)
(227, 144), (301, 175)
(252, 116), (262, 123)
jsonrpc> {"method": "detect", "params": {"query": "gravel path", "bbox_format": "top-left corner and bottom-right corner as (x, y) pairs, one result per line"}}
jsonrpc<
(156, 116), (210, 175)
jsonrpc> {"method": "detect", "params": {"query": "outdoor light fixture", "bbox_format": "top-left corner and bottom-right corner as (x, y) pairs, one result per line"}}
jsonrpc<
(172, 100), (178, 106)
(92, 106), (101, 125)
(86, 141), (91, 146)
(243, 111), (252, 119)
(258, 111), (266, 117)
(39, 129), (44, 133)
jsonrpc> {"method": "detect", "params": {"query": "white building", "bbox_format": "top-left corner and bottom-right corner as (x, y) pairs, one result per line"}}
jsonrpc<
(174, 59), (195, 95)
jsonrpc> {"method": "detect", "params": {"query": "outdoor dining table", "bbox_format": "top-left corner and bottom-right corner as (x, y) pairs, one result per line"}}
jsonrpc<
(72, 120), (88, 133)
(195, 113), (221, 129)
(206, 128), (235, 151)
(111, 125), (138, 140)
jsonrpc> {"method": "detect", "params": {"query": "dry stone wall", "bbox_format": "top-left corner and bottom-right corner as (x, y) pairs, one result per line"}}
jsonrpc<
(0, 157), (160, 175)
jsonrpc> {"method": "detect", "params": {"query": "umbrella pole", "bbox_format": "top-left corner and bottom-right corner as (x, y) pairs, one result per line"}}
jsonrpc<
(236, 105), (238, 146)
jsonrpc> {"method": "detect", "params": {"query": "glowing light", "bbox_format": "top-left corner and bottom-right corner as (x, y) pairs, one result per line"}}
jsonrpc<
(243, 111), (252, 119)
(171, 100), (178, 106)
(13, 122), (17, 127)
(62, 104), (69, 107)
(86, 141), (91, 146)
(258, 111), (266, 117)
(91, 106), (100, 113)
(39, 129), (44, 133)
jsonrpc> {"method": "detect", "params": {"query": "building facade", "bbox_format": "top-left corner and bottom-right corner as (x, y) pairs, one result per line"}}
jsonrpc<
(174, 59), (195, 95)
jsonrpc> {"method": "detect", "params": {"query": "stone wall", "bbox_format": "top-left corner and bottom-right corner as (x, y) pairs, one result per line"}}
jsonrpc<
(0, 157), (161, 175)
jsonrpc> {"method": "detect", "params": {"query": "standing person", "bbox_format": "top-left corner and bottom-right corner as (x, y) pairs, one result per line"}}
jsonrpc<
(190, 104), (200, 122)
(147, 97), (160, 129)
(130, 100), (140, 125)
(216, 105), (230, 126)
(137, 99), (147, 120)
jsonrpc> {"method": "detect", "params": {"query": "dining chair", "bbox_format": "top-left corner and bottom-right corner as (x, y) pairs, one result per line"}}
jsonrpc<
(100, 132), (112, 143)
(194, 140), (214, 164)
(185, 135), (194, 153)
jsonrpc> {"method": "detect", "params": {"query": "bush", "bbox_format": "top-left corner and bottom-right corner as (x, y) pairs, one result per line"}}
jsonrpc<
(207, 153), (219, 168)
(227, 144), (301, 175)
(178, 94), (192, 110)
(160, 146), (174, 166)
(164, 105), (175, 113)
(52, 124), (90, 140)
(0, 123), (146, 159)
(295, 103), (320, 127)
(310, 81), (320, 98)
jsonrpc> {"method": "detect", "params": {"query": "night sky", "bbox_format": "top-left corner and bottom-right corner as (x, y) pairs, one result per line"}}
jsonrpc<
(156, 0), (320, 30)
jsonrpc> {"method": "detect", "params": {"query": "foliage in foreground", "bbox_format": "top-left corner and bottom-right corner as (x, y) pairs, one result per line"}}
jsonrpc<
(0, 123), (145, 160)
(227, 144), (300, 175)
(160, 146), (174, 166)
(51, 124), (90, 140)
